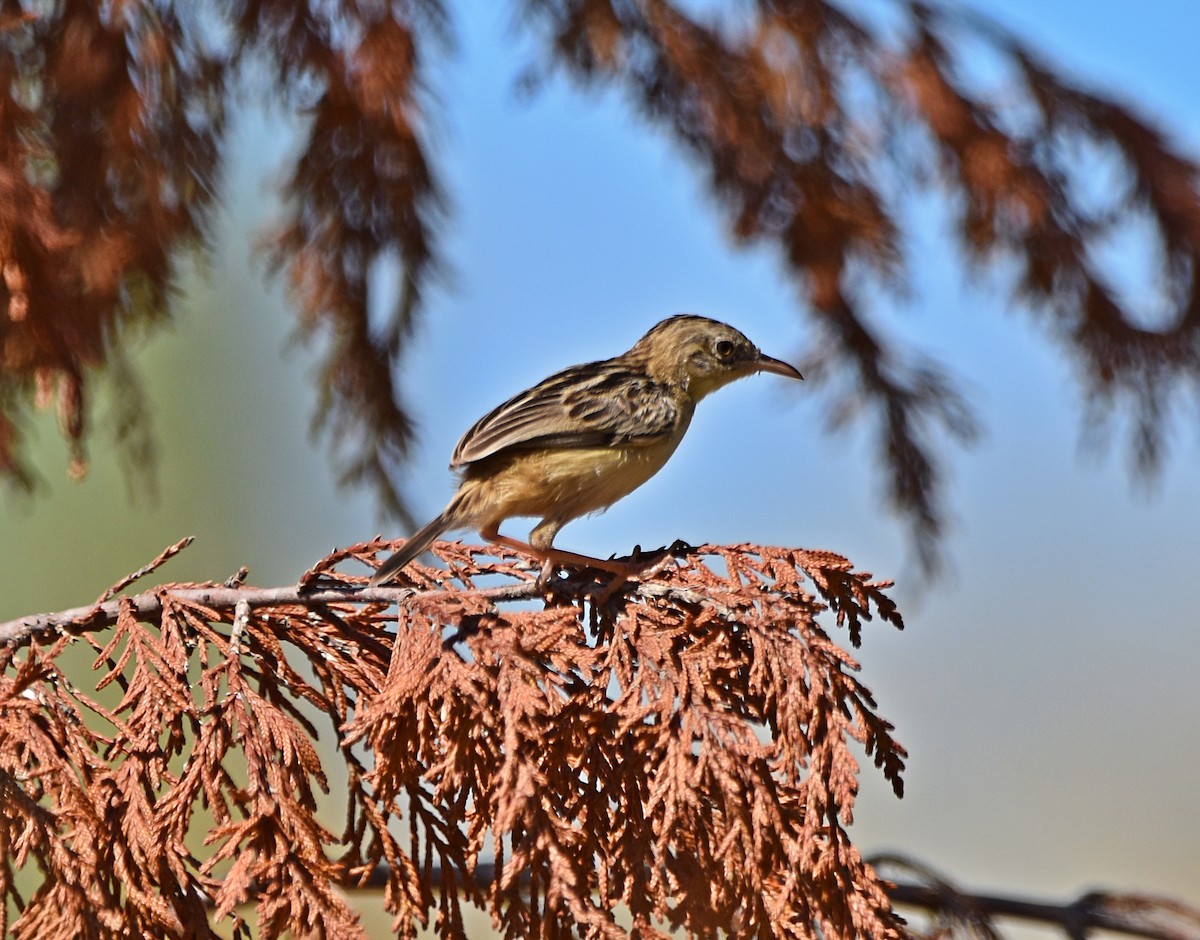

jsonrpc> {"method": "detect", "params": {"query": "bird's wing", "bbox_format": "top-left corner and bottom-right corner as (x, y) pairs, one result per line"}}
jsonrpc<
(451, 361), (681, 467)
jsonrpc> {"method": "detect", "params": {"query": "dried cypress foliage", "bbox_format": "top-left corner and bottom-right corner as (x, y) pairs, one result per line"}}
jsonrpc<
(0, 0), (446, 527)
(4, 3), (1200, 569)
(0, 541), (906, 938)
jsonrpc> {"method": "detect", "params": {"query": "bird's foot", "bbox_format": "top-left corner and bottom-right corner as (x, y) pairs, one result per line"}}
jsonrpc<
(526, 539), (697, 599)
(572, 540), (696, 606)
(609, 538), (696, 570)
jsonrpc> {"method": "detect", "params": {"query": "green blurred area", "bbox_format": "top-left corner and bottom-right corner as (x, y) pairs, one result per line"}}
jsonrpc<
(0, 105), (375, 619)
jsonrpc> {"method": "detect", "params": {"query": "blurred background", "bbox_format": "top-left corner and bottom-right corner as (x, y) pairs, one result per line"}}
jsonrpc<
(2, 0), (1197, 933)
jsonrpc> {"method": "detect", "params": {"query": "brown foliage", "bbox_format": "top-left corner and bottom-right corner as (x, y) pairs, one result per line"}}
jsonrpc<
(0, 0), (444, 526)
(4, 2), (1200, 566)
(0, 540), (906, 938)
(0, 0), (223, 484)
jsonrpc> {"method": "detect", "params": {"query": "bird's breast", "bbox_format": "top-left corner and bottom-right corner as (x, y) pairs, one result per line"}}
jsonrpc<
(460, 430), (688, 529)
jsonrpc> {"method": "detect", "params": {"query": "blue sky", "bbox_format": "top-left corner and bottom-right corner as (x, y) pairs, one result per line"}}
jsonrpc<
(3, 0), (1197, 927)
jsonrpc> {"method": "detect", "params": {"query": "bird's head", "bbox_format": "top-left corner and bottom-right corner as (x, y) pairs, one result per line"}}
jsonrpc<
(632, 315), (803, 399)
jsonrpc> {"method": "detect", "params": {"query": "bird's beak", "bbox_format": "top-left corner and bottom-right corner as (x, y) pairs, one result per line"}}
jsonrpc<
(756, 353), (804, 381)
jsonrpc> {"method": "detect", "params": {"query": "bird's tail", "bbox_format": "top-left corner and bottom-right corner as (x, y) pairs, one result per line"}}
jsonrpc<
(369, 511), (453, 586)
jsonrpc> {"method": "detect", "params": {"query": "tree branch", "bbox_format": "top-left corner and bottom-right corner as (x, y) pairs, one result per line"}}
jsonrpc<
(887, 881), (1200, 940)
(0, 579), (544, 649)
(872, 854), (1200, 940)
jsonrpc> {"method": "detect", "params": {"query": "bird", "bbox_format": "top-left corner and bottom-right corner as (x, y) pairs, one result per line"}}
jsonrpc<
(368, 314), (803, 586)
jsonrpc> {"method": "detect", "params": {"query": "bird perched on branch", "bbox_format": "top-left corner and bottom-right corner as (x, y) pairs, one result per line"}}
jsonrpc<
(369, 314), (803, 585)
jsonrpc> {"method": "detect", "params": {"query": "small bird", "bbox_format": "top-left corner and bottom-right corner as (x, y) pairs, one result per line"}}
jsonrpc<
(369, 314), (803, 585)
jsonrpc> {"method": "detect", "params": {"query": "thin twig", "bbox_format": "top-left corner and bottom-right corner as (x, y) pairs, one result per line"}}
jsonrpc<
(96, 535), (195, 602)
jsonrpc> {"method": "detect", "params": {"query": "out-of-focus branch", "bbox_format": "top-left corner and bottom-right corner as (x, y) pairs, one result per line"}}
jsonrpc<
(888, 881), (1200, 940)
(874, 852), (1200, 940)
(247, 3), (449, 531)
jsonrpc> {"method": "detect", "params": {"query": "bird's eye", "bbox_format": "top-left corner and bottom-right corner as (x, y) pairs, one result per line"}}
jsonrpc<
(714, 339), (735, 361)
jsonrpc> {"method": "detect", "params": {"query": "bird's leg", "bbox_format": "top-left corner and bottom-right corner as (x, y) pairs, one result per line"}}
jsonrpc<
(485, 532), (643, 576)
(478, 524), (644, 578)
(532, 519), (657, 579)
